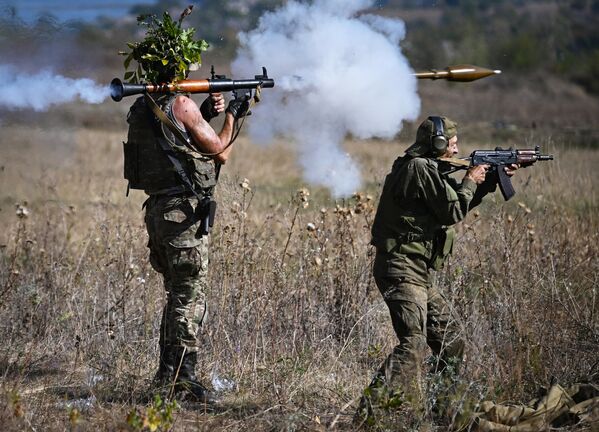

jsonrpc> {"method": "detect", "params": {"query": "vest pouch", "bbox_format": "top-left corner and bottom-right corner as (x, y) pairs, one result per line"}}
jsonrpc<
(123, 140), (141, 188)
(430, 227), (455, 271)
(190, 157), (217, 189)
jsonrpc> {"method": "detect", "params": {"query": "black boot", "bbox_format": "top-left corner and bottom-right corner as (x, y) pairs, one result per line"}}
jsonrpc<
(152, 345), (175, 391)
(174, 351), (219, 405)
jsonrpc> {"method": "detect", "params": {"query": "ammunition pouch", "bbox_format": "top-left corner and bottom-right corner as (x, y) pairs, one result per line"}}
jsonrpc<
(430, 227), (455, 271)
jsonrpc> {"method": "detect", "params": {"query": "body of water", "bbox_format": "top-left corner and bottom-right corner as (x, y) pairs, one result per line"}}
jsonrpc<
(0, 0), (157, 23)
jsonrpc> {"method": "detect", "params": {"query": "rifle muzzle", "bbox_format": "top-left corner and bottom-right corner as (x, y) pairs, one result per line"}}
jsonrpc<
(537, 155), (554, 161)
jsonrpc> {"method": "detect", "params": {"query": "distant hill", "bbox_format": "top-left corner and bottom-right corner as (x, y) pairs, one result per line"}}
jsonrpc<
(1, 0), (597, 94)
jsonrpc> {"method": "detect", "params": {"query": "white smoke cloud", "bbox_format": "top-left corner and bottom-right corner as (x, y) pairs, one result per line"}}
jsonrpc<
(0, 64), (110, 111)
(232, 0), (421, 197)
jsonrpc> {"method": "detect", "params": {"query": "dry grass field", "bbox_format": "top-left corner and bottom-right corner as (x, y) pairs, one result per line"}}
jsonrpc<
(0, 79), (598, 431)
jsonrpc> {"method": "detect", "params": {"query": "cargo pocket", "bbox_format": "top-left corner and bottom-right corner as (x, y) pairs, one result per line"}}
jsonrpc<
(161, 199), (204, 249)
(163, 208), (187, 223)
(395, 300), (426, 335)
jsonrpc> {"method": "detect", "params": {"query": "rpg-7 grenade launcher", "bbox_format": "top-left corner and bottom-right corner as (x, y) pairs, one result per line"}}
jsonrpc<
(440, 146), (554, 201)
(110, 66), (274, 101)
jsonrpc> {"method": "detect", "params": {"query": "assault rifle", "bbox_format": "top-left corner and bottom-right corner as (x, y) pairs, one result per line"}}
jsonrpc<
(110, 66), (274, 101)
(439, 146), (554, 201)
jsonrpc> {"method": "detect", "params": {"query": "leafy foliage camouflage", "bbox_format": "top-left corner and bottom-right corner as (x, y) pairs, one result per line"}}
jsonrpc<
(121, 11), (209, 84)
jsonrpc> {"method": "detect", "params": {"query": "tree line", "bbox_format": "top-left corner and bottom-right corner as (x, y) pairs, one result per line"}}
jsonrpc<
(1, 0), (598, 94)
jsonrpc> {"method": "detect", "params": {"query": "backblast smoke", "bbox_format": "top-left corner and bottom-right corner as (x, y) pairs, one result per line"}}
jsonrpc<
(232, 0), (421, 197)
(0, 64), (110, 111)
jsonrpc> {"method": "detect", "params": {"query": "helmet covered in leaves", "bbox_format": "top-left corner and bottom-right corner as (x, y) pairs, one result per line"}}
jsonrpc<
(121, 8), (208, 84)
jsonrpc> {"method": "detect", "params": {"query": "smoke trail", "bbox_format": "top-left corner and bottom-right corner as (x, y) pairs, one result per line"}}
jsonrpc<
(232, 0), (420, 197)
(0, 64), (110, 111)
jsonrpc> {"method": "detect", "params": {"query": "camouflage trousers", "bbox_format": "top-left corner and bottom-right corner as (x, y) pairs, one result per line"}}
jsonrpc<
(368, 249), (464, 405)
(145, 194), (209, 354)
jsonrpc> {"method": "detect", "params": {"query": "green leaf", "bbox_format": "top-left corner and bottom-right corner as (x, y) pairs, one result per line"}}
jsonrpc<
(124, 54), (133, 70)
(141, 53), (160, 61)
(121, 8), (209, 83)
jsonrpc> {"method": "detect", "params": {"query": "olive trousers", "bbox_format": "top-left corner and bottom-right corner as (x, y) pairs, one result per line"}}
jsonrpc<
(145, 195), (209, 354)
(369, 249), (465, 401)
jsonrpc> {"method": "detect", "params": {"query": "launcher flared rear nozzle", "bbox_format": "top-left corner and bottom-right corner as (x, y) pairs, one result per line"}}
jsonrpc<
(110, 78), (146, 102)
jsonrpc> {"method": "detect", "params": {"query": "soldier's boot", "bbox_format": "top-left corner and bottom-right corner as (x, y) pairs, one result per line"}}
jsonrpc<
(429, 354), (462, 423)
(353, 394), (374, 428)
(174, 351), (219, 405)
(353, 376), (387, 427)
(151, 346), (176, 396)
(155, 346), (174, 382)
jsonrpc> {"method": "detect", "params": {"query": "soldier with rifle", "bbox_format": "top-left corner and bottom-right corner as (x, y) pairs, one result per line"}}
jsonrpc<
(355, 116), (521, 425)
(115, 9), (268, 404)
(355, 110), (552, 425)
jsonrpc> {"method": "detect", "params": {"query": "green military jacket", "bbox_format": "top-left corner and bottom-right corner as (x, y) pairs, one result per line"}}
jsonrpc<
(371, 155), (494, 270)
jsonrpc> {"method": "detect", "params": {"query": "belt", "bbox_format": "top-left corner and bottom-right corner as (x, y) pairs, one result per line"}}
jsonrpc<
(143, 188), (211, 210)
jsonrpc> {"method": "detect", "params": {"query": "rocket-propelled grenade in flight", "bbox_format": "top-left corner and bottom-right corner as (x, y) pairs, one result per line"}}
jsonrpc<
(414, 64), (501, 82)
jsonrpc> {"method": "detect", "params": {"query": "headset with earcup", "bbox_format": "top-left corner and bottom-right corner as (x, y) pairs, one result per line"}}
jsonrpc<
(429, 116), (447, 156)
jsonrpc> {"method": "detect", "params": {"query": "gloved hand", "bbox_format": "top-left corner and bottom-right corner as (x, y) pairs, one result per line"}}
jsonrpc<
(226, 95), (251, 120)
(200, 93), (225, 122)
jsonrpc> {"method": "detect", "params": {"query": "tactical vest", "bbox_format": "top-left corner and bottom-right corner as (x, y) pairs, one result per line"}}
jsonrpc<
(123, 94), (217, 196)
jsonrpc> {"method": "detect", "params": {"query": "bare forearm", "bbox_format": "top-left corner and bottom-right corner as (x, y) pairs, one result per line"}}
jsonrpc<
(174, 95), (234, 159)
(213, 113), (235, 163)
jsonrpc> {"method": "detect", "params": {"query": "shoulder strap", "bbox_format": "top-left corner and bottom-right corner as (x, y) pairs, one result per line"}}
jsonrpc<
(144, 93), (198, 154)
(144, 92), (229, 158)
